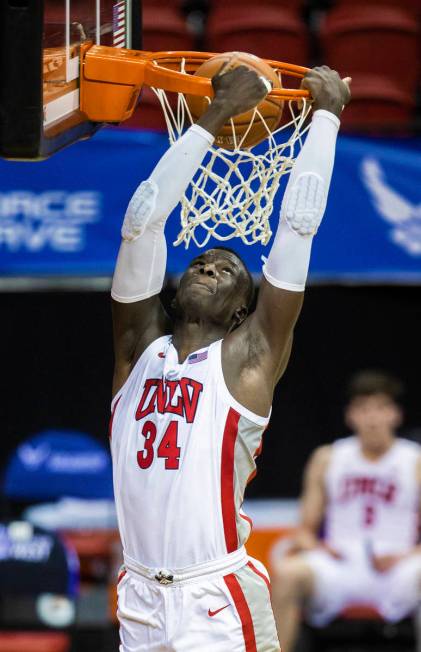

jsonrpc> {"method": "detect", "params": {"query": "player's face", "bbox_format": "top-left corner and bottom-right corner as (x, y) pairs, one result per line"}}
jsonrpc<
(345, 393), (402, 449)
(175, 249), (249, 328)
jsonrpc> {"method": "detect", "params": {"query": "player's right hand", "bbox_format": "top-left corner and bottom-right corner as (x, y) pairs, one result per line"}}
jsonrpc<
(211, 60), (271, 118)
(301, 66), (352, 117)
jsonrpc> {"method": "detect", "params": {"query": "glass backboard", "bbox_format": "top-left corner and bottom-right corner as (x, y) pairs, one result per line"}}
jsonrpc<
(0, 1), (141, 160)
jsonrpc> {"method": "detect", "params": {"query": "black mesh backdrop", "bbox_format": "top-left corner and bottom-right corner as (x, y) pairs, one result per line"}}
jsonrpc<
(1, 285), (420, 498)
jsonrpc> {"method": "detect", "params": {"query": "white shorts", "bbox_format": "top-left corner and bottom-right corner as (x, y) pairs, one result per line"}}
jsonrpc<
(303, 547), (421, 626)
(117, 550), (280, 651)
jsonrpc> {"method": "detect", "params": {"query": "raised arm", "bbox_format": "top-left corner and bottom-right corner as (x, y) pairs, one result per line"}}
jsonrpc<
(111, 63), (270, 396)
(223, 67), (351, 416)
(111, 125), (215, 395)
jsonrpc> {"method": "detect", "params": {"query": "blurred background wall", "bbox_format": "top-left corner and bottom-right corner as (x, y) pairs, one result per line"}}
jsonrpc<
(2, 284), (420, 498)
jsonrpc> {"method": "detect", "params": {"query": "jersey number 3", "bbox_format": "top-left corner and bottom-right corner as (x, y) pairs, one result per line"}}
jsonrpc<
(137, 420), (181, 470)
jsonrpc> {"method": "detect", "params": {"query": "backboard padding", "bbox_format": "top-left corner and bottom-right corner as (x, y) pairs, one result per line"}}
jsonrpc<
(0, 1), (141, 160)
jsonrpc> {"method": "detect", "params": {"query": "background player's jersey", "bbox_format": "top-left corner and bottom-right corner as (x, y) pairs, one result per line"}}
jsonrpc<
(110, 335), (269, 569)
(324, 436), (421, 556)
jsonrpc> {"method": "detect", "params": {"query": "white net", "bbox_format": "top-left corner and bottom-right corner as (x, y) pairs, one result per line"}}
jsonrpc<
(152, 61), (312, 248)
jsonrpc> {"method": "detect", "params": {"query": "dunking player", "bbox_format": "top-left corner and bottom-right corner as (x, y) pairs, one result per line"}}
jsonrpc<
(110, 62), (350, 651)
(272, 371), (421, 652)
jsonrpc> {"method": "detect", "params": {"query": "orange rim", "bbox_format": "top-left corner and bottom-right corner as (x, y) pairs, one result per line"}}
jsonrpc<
(141, 51), (311, 101)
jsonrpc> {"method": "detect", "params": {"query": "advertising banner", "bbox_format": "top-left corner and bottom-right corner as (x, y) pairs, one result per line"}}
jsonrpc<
(0, 128), (420, 281)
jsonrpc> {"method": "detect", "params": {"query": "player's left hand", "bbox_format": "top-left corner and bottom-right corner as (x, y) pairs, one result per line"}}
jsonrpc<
(301, 66), (351, 117)
(371, 553), (405, 573)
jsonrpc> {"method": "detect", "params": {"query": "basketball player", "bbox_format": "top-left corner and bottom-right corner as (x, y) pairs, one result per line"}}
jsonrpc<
(272, 370), (421, 652)
(110, 62), (350, 651)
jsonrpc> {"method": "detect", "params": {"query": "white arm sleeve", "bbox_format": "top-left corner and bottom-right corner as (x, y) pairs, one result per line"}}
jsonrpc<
(262, 110), (340, 292)
(111, 124), (214, 303)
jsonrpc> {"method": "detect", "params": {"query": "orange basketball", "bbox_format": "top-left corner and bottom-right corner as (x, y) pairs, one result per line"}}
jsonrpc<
(186, 51), (283, 149)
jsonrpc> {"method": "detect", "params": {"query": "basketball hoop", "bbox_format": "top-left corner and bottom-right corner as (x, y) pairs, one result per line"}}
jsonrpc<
(146, 52), (311, 248)
(80, 48), (311, 247)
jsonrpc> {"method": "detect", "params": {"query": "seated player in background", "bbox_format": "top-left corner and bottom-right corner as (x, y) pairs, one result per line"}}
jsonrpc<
(110, 61), (350, 651)
(272, 370), (421, 652)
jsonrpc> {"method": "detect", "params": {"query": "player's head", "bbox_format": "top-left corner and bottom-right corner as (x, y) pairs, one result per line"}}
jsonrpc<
(173, 247), (254, 332)
(345, 370), (404, 449)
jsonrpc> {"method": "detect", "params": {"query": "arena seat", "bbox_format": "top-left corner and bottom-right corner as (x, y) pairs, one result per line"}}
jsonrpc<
(0, 633), (70, 652)
(122, 86), (168, 131)
(321, 6), (420, 95)
(142, 0), (182, 5)
(142, 5), (196, 52)
(210, 0), (304, 9)
(339, 76), (415, 133)
(205, 5), (309, 67)
(333, 0), (421, 18)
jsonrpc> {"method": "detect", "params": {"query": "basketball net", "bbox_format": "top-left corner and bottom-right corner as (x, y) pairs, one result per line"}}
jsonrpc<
(152, 60), (311, 248)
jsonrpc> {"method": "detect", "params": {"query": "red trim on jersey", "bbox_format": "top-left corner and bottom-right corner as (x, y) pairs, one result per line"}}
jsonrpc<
(254, 440), (263, 459)
(240, 512), (253, 531)
(109, 396), (122, 440)
(247, 431), (266, 484)
(247, 560), (271, 593)
(247, 469), (257, 484)
(224, 573), (257, 652)
(221, 408), (240, 553)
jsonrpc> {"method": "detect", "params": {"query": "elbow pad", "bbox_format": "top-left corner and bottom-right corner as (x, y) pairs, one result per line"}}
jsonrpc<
(263, 110), (340, 292)
(121, 180), (159, 242)
(284, 172), (327, 236)
(111, 124), (214, 303)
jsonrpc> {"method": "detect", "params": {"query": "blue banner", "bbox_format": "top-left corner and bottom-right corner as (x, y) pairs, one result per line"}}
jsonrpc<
(3, 430), (114, 500)
(0, 128), (420, 281)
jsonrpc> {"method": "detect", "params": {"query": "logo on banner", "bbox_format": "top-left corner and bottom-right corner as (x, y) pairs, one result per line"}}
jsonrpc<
(361, 158), (421, 256)
(18, 442), (109, 474)
(0, 190), (101, 252)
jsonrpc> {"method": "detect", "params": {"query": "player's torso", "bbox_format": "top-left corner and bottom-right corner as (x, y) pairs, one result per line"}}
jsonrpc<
(110, 335), (268, 569)
(324, 436), (421, 555)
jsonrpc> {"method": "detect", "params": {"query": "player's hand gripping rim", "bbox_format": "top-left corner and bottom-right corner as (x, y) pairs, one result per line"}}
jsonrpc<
(299, 66), (352, 117)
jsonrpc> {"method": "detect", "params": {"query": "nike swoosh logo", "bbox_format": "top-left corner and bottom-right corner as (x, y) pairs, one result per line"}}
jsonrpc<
(208, 604), (230, 617)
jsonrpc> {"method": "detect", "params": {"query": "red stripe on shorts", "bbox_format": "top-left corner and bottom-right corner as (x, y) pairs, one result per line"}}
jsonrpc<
(109, 395), (122, 440)
(247, 560), (271, 593)
(220, 408), (240, 552)
(224, 573), (257, 652)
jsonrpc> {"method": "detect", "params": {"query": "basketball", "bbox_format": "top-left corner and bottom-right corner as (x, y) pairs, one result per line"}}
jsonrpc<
(186, 51), (284, 149)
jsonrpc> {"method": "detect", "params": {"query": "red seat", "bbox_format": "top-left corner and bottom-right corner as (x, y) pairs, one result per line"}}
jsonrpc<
(333, 0), (421, 18)
(142, 6), (196, 52)
(142, 0), (182, 5)
(211, 0), (304, 9)
(339, 75), (415, 133)
(321, 6), (420, 94)
(205, 6), (309, 67)
(0, 633), (70, 652)
(117, 86), (169, 131)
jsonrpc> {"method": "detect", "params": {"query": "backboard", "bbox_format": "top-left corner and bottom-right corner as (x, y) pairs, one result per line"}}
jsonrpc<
(0, 1), (141, 160)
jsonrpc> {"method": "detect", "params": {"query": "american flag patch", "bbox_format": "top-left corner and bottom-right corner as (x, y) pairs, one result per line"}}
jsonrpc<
(188, 351), (208, 364)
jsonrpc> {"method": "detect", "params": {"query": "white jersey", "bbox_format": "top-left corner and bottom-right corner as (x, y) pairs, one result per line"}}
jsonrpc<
(324, 436), (421, 556)
(109, 335), (269, 570)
